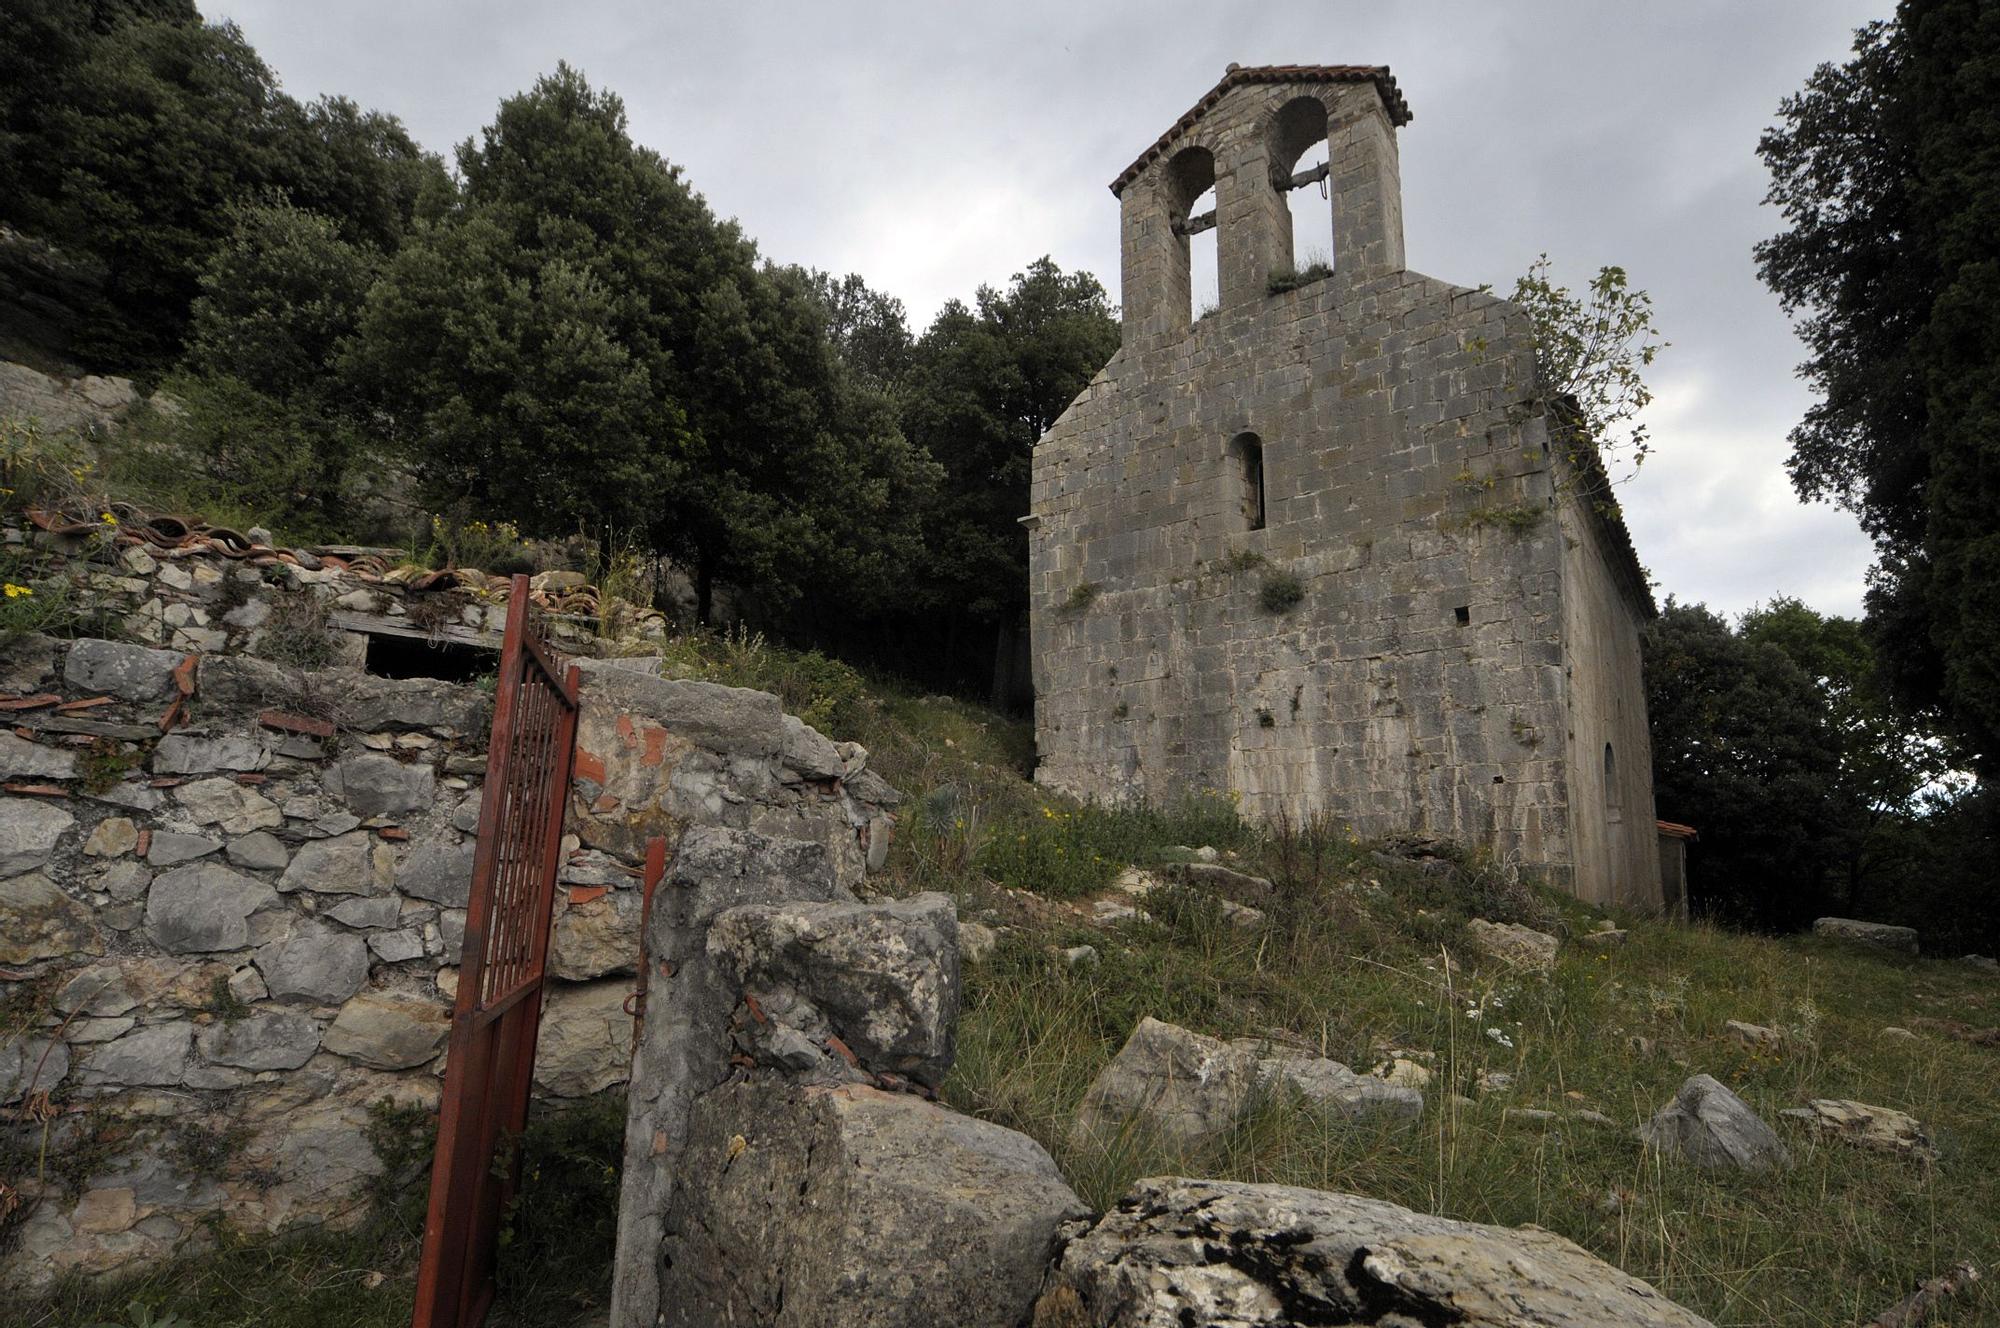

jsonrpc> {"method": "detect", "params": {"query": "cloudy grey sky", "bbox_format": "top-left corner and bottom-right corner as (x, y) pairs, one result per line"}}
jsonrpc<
(204, 0), (1885, 619)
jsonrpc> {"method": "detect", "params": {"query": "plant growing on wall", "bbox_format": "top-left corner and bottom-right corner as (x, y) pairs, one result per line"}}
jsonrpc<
(1258, 572), (1305, 614)
(1508, 254), (1666, 499)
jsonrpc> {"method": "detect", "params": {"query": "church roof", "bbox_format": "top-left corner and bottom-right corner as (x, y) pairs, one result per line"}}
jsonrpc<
(1109, 64), (1412, 197)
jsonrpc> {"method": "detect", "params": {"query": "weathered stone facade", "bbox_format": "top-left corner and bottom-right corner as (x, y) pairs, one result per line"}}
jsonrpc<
(1029, 65), (1660, 907)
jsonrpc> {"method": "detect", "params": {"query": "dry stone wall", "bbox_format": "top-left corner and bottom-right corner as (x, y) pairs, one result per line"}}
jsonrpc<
(0, 620), (895, 1292)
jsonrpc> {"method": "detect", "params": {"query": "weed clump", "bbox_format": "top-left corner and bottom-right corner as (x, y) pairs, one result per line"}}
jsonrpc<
(1258, 572), (1305, 614)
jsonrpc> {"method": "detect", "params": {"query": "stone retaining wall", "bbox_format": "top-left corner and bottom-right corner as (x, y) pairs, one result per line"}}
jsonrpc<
(0, 629), (895, 1292)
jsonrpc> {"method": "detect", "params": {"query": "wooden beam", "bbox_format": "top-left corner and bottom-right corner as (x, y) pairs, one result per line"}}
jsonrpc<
(330, 610), (504, 651)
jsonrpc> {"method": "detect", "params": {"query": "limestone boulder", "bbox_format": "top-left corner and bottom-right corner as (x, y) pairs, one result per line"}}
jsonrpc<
(1812, 917), (1919, 955)
(226, 831), (290, 871)
(1039, 1177), (1714, 1327)
(1465, 918), (1560, 971)
(661, 1079), (1088, 1328)
(707, 892), (959, 1086)
(0, 798), (74, 878)
(144, 863), (278, 953)
(3, 1033), (71, 1104)
(196, 1010), (322, 1070)
(255, 924), (370, 1004)
(324, 751), (435, 818)
(778, 713), (844, 780)
(278, 831), (394, 896)
(322, 991), (449, 1070)
(62, 639), (181, 702)
(1781, 1098), (1936, 1163)
(1073, 1018), (1421, 1151)
(534, 979), (634, 1096)
(0, 871), (102, 964)
(1639, 1074), (1790, 1172)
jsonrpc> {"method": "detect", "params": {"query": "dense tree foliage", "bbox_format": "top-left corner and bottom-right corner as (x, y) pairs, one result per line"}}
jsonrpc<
(0, 2), (442, 369)
(792, 259), (1119, 701)
(1757, 0), (2000, 772)
(1646, 598), (1992, 948)
(345, 66), (938, 617)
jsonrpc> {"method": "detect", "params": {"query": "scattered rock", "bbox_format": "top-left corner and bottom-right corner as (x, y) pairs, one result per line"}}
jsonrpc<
(960, 921), (997, 963)
(1959, 954), (1997, 975)
(1725, 1019), (1783, 1053)
(1812, 917), (1919, 955)
(1465, 918), (1560, 971)
(322, 991), (449, 1070)
(1578, 927), (1628, 950)
(662, 1080), (1087, 1328)
(1072, 1018), (1418, 1151)
(1172, 861), (1274, 895)
(196, 1011), (322, 1070)
(1062, 944), (1099, 969)
(255, 924), (370, 1004)
(1374, 1057), (1433, 1091)
(1090, 898), (1143, 925)
(144, 863), (278, 953)
(1039, 1177), (1716, 1327)
(1880, 1026), (1918, 1042)
(0, 797), (74, 877)
(1475, 1069), (1514, 1095)
(0, 871), (103, 964)
(1781, 1098), (1936, 1163)
(1639, 1074), (1790, 1172)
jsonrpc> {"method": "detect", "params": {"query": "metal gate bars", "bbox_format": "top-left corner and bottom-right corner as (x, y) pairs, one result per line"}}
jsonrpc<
(412, 576), (581, 1328)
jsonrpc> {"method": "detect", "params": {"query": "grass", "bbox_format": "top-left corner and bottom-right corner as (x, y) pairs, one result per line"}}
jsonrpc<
(18, 645), (2000, 1326)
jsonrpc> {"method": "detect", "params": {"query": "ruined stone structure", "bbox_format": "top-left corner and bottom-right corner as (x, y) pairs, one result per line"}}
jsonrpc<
(1029, 65), (1661, 907)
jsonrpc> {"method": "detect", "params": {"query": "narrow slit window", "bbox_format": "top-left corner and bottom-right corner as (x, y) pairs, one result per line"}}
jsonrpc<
(1454, 605), (1471, 626)
(1231, 433), (1266, 531)
(1604, 742), (1622, 819)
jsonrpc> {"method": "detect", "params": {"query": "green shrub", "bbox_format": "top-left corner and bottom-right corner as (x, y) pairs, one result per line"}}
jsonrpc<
(1266, 259), (1334, 295)
(1058, 581), (1100, 614)
(658, 627), (870, 738)
(1258, 572), (1305, 613)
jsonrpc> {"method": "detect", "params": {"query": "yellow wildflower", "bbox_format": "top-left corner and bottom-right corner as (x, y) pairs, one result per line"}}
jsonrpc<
(3, 582), (33, 598)
(99, 511), (117, 526)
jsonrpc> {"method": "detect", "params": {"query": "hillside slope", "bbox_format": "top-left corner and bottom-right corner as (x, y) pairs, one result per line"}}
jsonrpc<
(19, 643), (1999, 1328)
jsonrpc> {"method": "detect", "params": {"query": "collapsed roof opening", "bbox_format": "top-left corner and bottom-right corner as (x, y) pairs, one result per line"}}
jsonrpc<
(363, 631), (496, 684)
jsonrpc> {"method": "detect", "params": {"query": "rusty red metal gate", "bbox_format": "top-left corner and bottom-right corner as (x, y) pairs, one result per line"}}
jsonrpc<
(412, 575), (581, 1328)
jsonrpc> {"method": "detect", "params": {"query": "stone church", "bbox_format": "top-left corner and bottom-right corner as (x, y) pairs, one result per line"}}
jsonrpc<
(1027, 64), (1661, 909)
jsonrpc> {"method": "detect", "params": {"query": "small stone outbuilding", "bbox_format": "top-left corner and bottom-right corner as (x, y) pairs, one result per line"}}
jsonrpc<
(1028, 65), (1661, 908)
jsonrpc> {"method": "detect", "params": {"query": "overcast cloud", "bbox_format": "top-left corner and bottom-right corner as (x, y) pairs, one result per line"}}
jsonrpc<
(202, 0), (1886, 619)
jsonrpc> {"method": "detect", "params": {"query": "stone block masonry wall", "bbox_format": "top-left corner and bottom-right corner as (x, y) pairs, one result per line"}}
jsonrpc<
(1031, 265), (1576, 880)
(0, 629), (895, 1292)
(1031, 68), (1662, 904)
